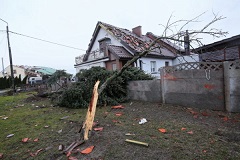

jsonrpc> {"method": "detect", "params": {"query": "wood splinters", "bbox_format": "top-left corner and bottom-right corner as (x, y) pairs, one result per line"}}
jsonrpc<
(83, 80), (100, 140)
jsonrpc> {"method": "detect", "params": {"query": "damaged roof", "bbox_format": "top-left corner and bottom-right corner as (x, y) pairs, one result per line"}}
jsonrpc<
(84, 21), (178, 61)
(146, 32), (185, 53)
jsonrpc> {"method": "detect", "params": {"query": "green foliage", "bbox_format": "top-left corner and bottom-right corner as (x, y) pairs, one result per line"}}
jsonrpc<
(47, 70), (71, 85)
(22, 75), (28, 84)
(56, 67), (153, 108)
(0, 75), (29, 89)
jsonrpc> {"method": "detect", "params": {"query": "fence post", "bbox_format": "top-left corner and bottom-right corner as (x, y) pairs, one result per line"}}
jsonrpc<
(160, 68), (165, 104)
(223, 61), (230, 111)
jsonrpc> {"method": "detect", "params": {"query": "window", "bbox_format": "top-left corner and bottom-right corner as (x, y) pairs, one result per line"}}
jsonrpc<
(13, 70), (17, 74)
(165, 61), (169, 66)
(150, 61), (156, 72)
(112, 63), (117, 71)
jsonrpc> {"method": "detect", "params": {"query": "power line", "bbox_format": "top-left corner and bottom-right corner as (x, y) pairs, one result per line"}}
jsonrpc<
(8, 30), (86, 51)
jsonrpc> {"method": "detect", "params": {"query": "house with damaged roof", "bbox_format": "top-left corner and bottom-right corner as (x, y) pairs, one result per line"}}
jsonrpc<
(74, 21), (198, 78)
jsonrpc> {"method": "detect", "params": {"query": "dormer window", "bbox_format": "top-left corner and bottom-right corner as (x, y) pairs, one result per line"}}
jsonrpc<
(98, 37), (111, 55)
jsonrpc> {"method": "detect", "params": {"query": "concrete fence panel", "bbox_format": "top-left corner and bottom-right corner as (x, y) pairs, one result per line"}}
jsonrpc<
(127, 79), (161, 102)
(161, 69), (225, 110)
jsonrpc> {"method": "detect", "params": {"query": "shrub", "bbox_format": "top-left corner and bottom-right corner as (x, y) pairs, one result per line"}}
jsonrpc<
(55, 67), (153, 108)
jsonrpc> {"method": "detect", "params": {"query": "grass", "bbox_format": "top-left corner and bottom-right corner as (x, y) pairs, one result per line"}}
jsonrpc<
(0, 92), (86, 159)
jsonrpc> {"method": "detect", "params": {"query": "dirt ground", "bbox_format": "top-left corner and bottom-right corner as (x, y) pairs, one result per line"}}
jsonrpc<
(49, 101), (240, 160)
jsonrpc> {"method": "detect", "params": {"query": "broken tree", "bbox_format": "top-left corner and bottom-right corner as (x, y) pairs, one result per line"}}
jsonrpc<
(82, 80), (100, 140)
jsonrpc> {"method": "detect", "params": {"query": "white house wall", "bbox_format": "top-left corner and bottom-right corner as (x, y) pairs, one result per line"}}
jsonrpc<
(139, 57), (173, 79)
(173, 54), (199, 65)
(90, 28), (122, 53)
(76, 61), (106, 73)
(0, 66), (26, 80)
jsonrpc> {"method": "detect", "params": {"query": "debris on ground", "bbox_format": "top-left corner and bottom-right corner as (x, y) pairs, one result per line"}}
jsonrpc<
(60, 116), (70, 120)
(139, 118), (147, 124)
(0, 153), (3, 159)
(2, 116), (8, 120)
(57, 129), (63, 133)
(187, 131), (194, 134)
(22, 138), (29, 143)
(93, 127), (103, 131)
(29, 148), (43, 157)
(125, 133), (135, 136)
(6, 134), (14, 138)
(112, 120), (120, 123)
(34, 138), (39, 142)
(58, 144), (64, 151)
(158, 128), (167, 133)
(115, 112), (123, 116)
(80, 145), (95, 154)
(64, 140), (85, 154)
(111, 105), (124, 109)
(125, 139), (149, 147)
(66, 151), (71, 157)
(45, 146), (53, 151)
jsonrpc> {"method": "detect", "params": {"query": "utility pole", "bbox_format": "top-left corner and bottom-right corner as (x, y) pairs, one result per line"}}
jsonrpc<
(6, 25), (15, 91)
(1, 57), (4, 76)
(0, 18), (15, 92)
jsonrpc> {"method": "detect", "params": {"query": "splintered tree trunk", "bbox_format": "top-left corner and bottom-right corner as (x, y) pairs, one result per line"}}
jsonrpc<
(82, 80), (100, 140)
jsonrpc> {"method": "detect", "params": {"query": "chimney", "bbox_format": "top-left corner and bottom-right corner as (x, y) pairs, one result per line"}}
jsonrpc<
(184, 30), (190, 55)
(132, 26), (142, 37)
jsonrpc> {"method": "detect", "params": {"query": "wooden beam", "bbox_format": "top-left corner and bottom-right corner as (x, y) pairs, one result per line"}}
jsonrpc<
(125, 139), (149, 147)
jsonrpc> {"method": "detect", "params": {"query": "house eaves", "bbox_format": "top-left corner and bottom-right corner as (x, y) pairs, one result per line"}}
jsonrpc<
(194, 34), (240, 53)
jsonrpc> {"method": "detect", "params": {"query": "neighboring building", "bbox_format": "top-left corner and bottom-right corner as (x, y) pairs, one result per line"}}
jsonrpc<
(1, 65), (27, 80)
(194, 34), (240, 62)
(74, 21), (195, 78)
(0, 65), (56, 80)
(30, 66), (56, 76)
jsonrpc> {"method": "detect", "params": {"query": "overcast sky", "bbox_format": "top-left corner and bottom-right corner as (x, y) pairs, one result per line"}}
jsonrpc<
(0, 0), (239, 74)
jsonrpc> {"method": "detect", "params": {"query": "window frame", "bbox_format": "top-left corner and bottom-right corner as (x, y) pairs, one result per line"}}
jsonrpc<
(150, 61), (156, 72)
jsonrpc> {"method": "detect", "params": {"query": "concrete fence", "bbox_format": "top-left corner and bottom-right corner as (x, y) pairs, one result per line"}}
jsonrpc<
(127, 60), (240, 112)
(127, 80), (161, 103)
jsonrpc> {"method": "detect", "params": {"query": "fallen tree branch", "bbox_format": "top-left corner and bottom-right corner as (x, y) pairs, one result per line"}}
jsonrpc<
(63, 140), (85, 154)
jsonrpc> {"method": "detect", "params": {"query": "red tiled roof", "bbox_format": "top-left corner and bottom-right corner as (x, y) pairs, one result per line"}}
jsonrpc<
(84, 21), (178, 62)
(107, 45), (132, 58)
(100, 22), (176, 58)
(100, 22), (151, 53)
(146, 32), (185, 53)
